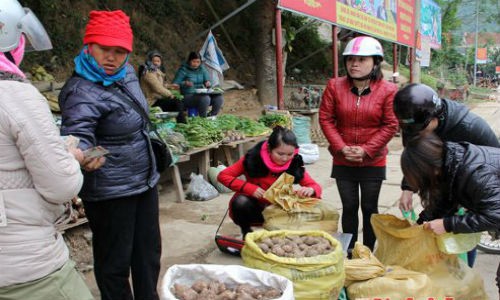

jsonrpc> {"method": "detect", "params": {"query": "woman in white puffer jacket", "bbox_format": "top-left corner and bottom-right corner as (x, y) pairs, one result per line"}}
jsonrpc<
(0, 1), (93, 299)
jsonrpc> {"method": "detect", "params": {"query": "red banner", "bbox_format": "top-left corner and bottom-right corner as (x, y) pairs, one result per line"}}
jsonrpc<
(278, 0), (416, 47)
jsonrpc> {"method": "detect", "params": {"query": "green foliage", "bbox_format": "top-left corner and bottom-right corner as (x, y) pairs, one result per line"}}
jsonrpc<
(282, 12), (330, 75)
(421, 73), (438, 89)
(448, 70), (468, 87)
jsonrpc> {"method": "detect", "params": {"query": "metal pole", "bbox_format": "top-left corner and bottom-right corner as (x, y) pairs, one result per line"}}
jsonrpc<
(392, 44), (398, 83)
(410, 0), (421, 83)
(288, 43), (332, 70)
(275, 7), (284, 109)
(194, 0), (257, 41)
(473, 0), (479, 87)
(204, 0), (244, 61)
(332, 25), (338, 78)
(295, 19), (318, 35)
(409, 48), (414, 83)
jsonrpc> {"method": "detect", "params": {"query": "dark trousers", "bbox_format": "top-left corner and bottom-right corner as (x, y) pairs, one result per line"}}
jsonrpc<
(336, 179), (382, 251)
(230, 194), (265, 237)
(153, 98), (186, 123)
(183, 94), (224, 117)
(497, 262), (500, 297)
(84, 187), (161, 300)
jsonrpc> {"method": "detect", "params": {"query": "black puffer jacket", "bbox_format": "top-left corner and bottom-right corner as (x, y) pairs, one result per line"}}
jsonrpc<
(402, 99), (499, 191)
(437, 142), (500, 233)
(436, 99), (500, 147)
(59, 65), (159, 201)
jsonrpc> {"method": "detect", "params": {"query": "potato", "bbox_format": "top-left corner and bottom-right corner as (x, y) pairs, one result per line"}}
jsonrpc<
(216, 290), (237, 300)
(258, 242), (270, 253)
(192, 279), (209, 293)
(263, 288), (282, 299)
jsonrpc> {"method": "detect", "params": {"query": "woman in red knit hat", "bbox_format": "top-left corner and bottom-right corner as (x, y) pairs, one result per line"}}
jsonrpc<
(59, 10), (161, 300)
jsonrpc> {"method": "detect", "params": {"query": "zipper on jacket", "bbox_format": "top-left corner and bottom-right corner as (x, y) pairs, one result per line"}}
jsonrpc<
(356, 96), (361, 107)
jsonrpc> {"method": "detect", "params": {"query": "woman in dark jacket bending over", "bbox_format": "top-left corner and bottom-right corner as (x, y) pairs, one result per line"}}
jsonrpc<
(401, 132), (500, 291)
(218, 126), (322, 237)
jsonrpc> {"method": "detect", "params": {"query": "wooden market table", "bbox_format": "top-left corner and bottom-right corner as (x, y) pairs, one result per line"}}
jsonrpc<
(169, 142), (220, 203)
(219, 134), (269, 165)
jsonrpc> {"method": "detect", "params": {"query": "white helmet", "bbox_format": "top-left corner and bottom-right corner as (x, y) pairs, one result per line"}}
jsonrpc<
(0, 0), (52, 52)
(343, 36), (383, 58)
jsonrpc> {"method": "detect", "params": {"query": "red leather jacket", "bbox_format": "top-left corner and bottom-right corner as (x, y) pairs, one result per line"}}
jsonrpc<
(319, 77), (398, 167)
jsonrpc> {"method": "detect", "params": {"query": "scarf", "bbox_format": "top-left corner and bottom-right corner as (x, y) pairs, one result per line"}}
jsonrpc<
(0, 35), (26, 78)
(260, 141), (299, 173)
(74, 45), (128, 86)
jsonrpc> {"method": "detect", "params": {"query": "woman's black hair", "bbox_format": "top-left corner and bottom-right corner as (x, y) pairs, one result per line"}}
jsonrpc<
(371, 56), (384, 81)
(400, 132), (444, 212)
(187, 51), (201, 62)
(243, 126), (303, 182)
(267, 125), (299, 151)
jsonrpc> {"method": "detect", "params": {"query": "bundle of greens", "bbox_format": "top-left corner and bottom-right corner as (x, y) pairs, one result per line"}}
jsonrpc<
(174, 117), (224, 148)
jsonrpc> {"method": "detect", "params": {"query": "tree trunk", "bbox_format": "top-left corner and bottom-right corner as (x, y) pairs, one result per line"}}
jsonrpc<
(253, 0), (277, 106)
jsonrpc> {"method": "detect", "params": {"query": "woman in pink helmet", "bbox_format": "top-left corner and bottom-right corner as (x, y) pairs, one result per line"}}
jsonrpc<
(0, 1), (92, 299)
(319, 36), (399, 254)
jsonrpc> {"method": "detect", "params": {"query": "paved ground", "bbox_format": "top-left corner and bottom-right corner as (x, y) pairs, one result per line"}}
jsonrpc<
(80, 97), (500, 299)
(157, 99), (500, 299)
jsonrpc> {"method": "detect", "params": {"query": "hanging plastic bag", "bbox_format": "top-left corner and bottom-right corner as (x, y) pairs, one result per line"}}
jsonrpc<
(436, 232), (482, 254)
(185, 173), (219, 201)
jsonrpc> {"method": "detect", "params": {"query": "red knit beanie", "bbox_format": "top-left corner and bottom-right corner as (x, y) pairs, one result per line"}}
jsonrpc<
(83, 10), (133, 52)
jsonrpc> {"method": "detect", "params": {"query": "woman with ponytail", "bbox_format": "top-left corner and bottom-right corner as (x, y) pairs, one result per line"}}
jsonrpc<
(218, 126), (322, 237)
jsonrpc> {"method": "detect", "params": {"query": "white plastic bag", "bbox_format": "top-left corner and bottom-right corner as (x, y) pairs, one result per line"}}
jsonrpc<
(161, 264), (294, 300)
(299, 143), (319, 164)
(185, 173), (219, 201)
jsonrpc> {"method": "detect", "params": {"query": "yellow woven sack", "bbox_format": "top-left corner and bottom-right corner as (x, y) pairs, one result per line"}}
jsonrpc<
(344, 242), (385, 285)
(242, 229), (345, 300)
(345, 242), (436, 299)
(347, 265), (435, 299)
(263, 173), (320, 211)
(372, 214), (487, 299)
(262, 201), (339, 234)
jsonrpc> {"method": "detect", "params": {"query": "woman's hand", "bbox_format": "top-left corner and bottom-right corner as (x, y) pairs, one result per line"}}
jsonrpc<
(204, 81), (211, 88)
(81, 156), (106, 172)
(423, 219), (446, 234)
(399, 190), (414, 211)
(342, 146), (363, 162)
(295, 186), (315, 198)
(68, 147), (84, 164)
(350, 146), (366, 159)
(184, 80), (193, 87)
(252, 187), (266, 199)
(167, 83), (180, 90)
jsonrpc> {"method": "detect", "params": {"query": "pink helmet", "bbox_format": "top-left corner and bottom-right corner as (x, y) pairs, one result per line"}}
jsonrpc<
(343, 36), (383, 58)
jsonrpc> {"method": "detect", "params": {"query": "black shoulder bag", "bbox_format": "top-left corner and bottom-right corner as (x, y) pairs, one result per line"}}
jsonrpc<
(113, 87), (173, 173)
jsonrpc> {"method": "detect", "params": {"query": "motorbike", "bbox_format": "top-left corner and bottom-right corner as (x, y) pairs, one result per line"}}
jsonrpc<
(477, 230), (500, 254)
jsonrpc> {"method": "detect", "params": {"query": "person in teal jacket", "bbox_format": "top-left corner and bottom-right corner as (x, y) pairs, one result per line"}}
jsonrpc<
(173, 51), (224, 117)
